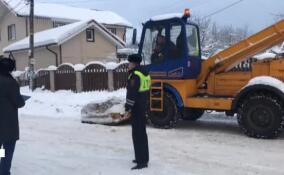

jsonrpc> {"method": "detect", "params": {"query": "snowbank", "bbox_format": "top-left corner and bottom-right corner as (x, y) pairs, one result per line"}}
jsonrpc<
(12, 71), (25, 78)
(20, 87), (126, 119)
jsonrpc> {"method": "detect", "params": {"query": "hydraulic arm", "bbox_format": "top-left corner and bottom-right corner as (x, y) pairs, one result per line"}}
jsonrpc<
(197, 19), (284, 88)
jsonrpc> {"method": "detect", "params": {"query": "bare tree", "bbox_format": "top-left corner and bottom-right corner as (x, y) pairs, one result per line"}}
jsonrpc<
(189, 15), (249, 57)
(191, 15), (211, 48)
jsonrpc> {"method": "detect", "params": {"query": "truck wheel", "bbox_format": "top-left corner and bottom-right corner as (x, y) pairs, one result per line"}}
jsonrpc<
(148, 92), (178, 129)
(238, 94), (284, 139)
(182, 108), (204, 121)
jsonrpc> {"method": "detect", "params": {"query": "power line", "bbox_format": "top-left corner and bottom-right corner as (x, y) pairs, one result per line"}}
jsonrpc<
(39, 0), (91, 4)
(203, 0), (245, 19)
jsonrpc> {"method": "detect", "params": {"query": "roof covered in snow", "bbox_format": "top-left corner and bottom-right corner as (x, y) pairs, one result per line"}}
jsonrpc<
(150, 13), (183, 22)
(1, 0), (132, 27)
(3, 19), (126, 52)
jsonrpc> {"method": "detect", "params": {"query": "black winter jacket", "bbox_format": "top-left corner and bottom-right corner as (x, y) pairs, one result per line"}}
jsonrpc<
(0, 73), (25, 142)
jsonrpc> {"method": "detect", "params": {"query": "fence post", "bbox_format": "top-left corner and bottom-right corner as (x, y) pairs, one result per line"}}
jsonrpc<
(107, 69), (114, 91)
(76, 71), (83, 93)
(49, 70), (55, 92)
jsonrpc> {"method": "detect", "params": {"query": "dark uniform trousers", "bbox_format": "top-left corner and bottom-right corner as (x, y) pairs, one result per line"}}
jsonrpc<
(131, 101), (149, 164)
(125, 67), (150, 164)
(0, 141), (16, 175)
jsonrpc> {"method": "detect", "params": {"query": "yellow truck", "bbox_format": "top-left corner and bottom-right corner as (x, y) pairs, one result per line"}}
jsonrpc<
(137, 9), (284, 138)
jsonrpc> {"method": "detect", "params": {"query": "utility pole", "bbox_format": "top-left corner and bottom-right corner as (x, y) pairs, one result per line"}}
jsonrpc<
(28, 0), (35, 90)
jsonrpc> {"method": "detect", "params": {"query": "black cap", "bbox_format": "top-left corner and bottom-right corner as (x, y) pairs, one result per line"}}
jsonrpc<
(128, 54), (142, 64)
(0, 57), (16, 73)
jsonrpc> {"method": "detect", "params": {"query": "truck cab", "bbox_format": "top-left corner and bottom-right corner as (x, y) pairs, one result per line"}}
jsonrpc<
(139, 11), (202, 80)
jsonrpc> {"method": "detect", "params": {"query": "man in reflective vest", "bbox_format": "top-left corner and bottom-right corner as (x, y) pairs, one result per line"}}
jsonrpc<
(123, 54), (151, 170)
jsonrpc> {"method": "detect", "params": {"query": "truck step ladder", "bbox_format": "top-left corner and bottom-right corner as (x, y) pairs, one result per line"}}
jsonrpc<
(150, 82), (164, 112)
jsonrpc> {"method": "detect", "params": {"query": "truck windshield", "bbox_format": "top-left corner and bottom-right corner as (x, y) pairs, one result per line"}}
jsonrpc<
(141, 26), (166, 65)
(186, 25), (200, 57)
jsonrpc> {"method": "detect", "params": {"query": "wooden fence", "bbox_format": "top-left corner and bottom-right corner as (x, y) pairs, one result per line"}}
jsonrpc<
(82, 64), (108, 91)
(34, 70), (50, 89)
(18, 79), (29, 87)
(55, 65), (76, 91)
(17, 62), (129, 92)
(113, 63), (128, 90)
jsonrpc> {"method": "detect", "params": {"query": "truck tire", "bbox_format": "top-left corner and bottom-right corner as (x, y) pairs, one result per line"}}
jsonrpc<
(182, 108), (204, 121)
(148, 92), (178, 129)
(237, 93), (284, 139)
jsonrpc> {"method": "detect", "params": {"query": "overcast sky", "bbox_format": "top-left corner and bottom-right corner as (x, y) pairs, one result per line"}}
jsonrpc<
(37, 0), (284, 32)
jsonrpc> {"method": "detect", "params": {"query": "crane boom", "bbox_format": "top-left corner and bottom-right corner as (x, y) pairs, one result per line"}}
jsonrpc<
(197, 19), (284, 88)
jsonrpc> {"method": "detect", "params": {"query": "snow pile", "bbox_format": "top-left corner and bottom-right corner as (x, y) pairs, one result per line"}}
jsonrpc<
(20, 87), (126, 119)
(253, 52), (276, 60)
(81, 98), (125, 124)
(12, 71), (25, 78)
(246, 76), (284, 92)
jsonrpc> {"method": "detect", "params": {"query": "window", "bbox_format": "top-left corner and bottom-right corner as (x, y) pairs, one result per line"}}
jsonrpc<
(86, 28), (95, 42)
(170, 25), (184, 58)
(8, 24), (16, 41)
(141, 26), (166, 65)
(108, 28), (117, 35)
(186, 25), (200, 57)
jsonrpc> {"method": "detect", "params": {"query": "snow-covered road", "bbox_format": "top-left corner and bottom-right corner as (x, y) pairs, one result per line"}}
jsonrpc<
(12, 114), (284, 175)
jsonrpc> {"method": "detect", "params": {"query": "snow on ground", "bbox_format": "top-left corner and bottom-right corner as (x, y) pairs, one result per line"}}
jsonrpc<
(15, 114), (284, 175)
(20, 86), (126, 119)
(16, 87), (284, 175)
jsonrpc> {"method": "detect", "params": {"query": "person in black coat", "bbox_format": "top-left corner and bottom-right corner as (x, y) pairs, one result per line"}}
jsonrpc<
(0, 57), (25, 175)
(123, 54), (151, 170)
